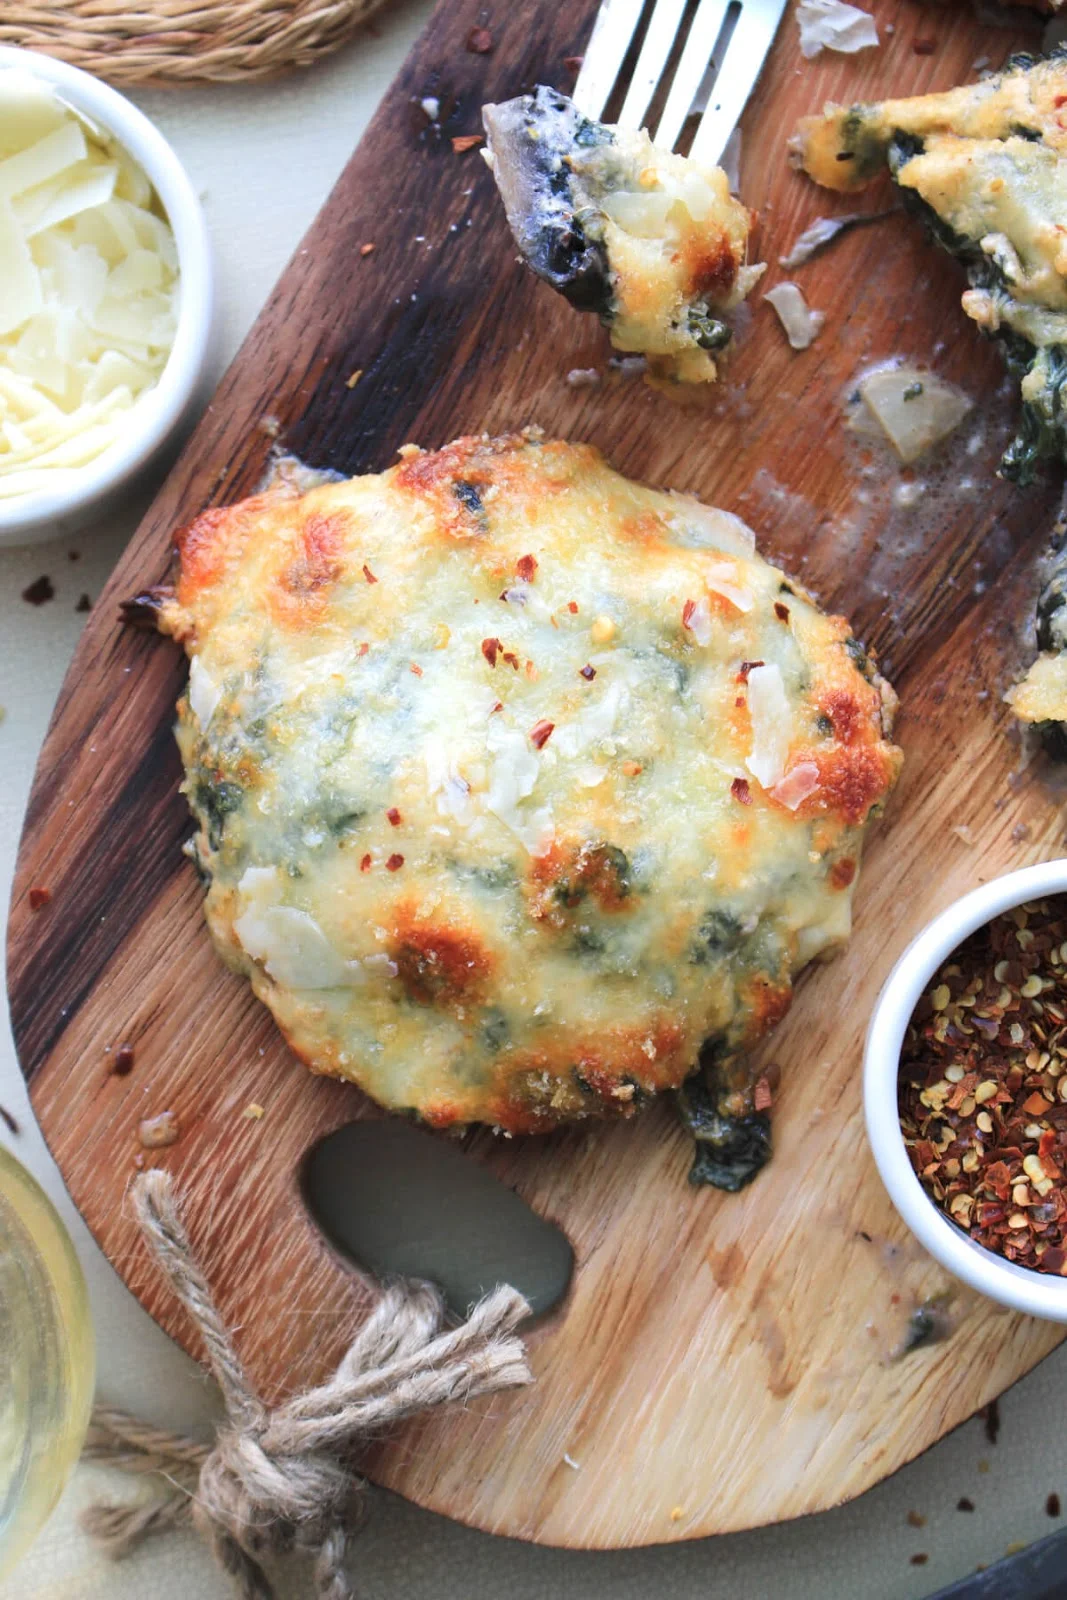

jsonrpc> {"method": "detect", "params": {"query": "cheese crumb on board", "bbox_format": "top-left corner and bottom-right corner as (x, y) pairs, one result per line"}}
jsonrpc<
(0, 68), (179, 498)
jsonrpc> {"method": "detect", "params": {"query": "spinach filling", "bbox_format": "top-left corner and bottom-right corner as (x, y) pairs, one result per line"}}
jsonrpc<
(675, 1060), (772, 1191)
(886, 127), (1067, 485)
(192, 776), (243, 851)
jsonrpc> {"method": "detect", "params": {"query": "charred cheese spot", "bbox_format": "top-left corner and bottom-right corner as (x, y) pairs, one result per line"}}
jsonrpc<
(829, 857), (857, 890)
(271, 512), (347, 626)
(164, 433), (901, 1134)
(390, 910), (494, 1007)
(527, 839), (632, 926)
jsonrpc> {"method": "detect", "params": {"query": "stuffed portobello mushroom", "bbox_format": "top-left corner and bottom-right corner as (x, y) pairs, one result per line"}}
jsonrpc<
(793, 51), (1067, 484)
(482, 88), (765, 385)
(142, 433), (901, 1184)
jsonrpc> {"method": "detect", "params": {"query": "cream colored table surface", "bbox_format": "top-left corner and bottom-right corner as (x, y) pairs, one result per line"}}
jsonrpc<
(2, 8), (1067, 1595)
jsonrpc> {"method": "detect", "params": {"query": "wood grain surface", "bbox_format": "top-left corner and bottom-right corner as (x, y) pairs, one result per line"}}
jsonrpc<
(9, 0), (1067, 1548)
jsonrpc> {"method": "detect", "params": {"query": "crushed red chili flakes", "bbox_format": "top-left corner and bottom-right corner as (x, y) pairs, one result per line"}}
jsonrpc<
(898, 897), (1067, 1275)
(28, 886), (51, 911)
(385, 853), (405, 872)
(363, 563), (378, 584)
(516, 553), (537, 581)
(731, 776), (752, 805)
(579, 663), (596, 680)
(529, 718), (554, 749)
(386, 807), (402, 826)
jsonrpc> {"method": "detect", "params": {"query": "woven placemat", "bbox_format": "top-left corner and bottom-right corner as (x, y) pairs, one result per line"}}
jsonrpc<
(0, 0), (392, 87)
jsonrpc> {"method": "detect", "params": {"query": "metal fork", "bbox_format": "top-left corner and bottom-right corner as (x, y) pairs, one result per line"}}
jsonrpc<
(572, 0), (788, 166)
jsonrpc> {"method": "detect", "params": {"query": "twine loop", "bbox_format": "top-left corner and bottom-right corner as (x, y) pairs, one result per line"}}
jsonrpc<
(82, 1170), (532, 1599)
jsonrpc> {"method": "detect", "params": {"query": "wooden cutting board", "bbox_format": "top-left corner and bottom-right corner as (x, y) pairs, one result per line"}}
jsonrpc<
(9, 0), (1067, 1548)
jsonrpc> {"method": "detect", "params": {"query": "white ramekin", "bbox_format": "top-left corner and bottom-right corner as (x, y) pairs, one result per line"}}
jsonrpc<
(865, 859), (1067, 1321)
(0, 46), (213, 547)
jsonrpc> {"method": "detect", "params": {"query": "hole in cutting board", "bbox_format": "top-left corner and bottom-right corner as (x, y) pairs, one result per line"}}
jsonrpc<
(300, 1120), (574, 1320)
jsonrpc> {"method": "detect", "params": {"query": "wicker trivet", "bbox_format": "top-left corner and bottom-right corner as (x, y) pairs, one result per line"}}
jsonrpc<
(0, 0), (392, 87)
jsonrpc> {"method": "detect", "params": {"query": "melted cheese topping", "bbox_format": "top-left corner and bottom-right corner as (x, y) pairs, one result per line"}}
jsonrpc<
(572, 128), (763, 382)
(792, 56), (1067, 356)
(1007, 651), (1067, 723)
(160, 434), (901, 1133)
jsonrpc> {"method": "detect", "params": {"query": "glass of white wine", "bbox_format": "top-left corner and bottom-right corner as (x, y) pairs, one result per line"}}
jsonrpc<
(0, 1143), (95, 1578)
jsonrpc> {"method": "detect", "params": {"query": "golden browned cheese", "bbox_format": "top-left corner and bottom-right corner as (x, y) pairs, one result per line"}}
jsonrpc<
(793, 55), (1067, 193)
(159, 434), (901, 1133)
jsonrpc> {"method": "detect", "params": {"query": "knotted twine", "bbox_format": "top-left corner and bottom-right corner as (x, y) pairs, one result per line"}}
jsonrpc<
(81, 1170), (532, 1598)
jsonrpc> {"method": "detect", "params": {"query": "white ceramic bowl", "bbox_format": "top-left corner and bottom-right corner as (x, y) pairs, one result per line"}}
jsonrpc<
(865, 860), (1067, 1321)
(0, 46), (213, 547)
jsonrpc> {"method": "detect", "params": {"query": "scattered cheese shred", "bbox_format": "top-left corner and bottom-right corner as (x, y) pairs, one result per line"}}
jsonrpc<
(0, 67), (179, 496)
(796, 0), (879, 58)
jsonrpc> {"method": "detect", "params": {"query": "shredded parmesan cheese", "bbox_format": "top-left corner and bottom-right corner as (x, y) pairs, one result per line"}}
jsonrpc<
(0, 67), (179, 498)
(745, 663), (792, 788)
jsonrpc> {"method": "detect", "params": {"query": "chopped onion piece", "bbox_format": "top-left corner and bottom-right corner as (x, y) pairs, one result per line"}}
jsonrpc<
(796, 0), (879, 58)
(745, 663), (792, 788)
(765, 281), (825, 350)
(860, 365), (973, 464)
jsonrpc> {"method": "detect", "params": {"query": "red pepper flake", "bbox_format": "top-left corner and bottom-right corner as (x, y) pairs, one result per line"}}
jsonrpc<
(490, 700), (503, 714)
(360, 242), (376, 257)
(682, 598), (697, 629)
(913, 36), (936, 54)
(360, 853), (372, 872)
(567, 600), (579, 614)
(386, 807), (402, 826)
(516, 553), (538, 582)
(386, 853), (405, 872)
(410, 662), (423, 677)
(530, 719), (554, 749)
(22, 575), (54, 606)
(736, 659), (764, 683)
(482, 637), (501, 666)
(467, 25), (493, 52)
(111, 1044), (136, 1077)
(363, 563), (378, 584)
(753, 1076), (773, 1112)
(358, 642), (370, 657)
(579, 664), (596, 680)
(731, 776), (752, 806)
(451, 134), (484, 153)
(829, 858), (856, 890)
(28, 886), (51, 911)
(774, 601), (790, 622)
(1056, 95), (1067, 108)
(502, 651), (519, 670)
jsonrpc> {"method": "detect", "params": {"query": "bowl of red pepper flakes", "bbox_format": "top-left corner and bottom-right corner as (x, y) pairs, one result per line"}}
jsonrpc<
(865, 861), (1067, 1321)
